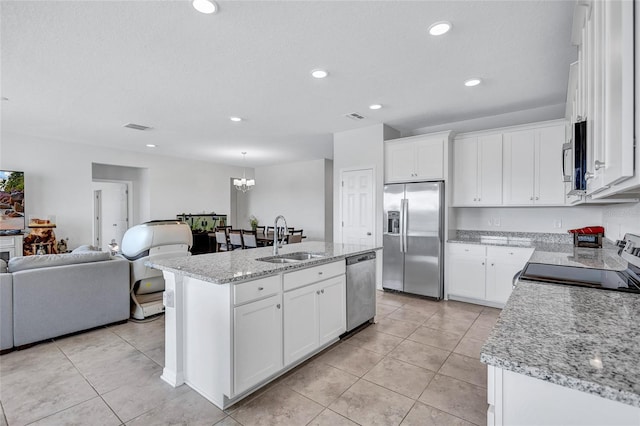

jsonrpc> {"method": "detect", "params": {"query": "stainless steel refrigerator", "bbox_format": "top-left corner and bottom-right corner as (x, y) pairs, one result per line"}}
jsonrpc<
(383, 181), (444, 298)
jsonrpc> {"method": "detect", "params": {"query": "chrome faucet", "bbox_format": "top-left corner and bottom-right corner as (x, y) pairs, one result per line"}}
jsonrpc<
(273, 215), (289, 255)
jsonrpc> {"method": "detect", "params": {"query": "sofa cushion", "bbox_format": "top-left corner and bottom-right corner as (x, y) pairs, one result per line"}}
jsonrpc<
(8, 251), (111, 273)
(0, 259), (6, 273)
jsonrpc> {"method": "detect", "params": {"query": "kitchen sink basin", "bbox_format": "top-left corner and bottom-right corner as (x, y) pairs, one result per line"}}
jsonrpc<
(257, 252), (325, 264)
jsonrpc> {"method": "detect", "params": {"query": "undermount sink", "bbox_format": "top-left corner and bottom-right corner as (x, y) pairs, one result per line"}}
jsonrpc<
(257, 252), (325, 264)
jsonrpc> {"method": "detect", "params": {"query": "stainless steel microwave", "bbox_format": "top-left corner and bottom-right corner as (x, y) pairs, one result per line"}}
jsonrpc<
(562, 119), (587, 195)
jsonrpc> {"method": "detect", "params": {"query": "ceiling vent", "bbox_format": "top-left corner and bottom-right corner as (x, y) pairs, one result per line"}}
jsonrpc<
(344, 112), (366, 121)
(123, 123), (152, 131)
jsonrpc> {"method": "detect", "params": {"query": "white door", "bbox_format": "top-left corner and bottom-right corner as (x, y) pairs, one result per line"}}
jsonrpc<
(447, 255), (486, 300)
(283, 284), (319, 366)
(318, 276), (346, 346)
(536, 125), (566, 205)
(94, 182), (129, 251)
(385, 141), (415, 182)
(341, 169), (374, 246)
(477, 134), (503, 205)
(503, 130), (535, 205)
(453, 137), (479, 205)
(234, 295), (283, 394)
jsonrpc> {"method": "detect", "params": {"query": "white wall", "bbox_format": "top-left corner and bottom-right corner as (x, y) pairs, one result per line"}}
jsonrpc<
(333, 124), (400, 246)
(602, 202), (640, 240)
(0, 132), (244, 249)
(453, 206), (605, 234)
(245, 159), (331, 241)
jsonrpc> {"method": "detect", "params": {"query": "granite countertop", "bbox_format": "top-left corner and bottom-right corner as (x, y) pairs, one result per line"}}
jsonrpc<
(481, 281), (640, 408)
(448, 230), (626, 271)
(149, 241), (381, 284)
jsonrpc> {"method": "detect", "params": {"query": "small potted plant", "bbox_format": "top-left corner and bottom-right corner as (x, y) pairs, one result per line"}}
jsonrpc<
(249, 215), (259, 232)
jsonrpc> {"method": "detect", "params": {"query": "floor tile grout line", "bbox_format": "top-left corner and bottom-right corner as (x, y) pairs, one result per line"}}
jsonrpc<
(52, 331), (127, 425)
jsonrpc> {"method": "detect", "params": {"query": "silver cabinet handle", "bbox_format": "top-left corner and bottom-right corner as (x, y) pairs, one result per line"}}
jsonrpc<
(530, 196), (533, 200)
(535, 197), (539, 200)
(318, 271), (323, 275)
(595, 160), (605, 170)
(258, 287), (264, 291)
(276, 304), (281, 309)
(491, 263), (494, 266)
(321, 289), (324, 294)
(316, 290), (320, 295)
(585, 171), (595, 180)
(473, 198), (477, 201)
(478, 198), (481, 201)
(482, 262), (485, 266)
(366, 232), (372, 236)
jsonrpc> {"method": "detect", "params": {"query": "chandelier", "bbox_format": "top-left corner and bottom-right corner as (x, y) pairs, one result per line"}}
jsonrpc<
(233, 152), (255, 193)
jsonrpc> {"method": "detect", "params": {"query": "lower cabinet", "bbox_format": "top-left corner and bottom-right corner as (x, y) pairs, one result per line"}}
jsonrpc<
(447, 244), (533, 307)
(284, 275), (346, 365)
(234, 294), (283, 394)
(487, 366), (640, 425)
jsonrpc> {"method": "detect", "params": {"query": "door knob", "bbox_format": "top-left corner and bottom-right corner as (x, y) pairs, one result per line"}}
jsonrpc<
(595, 160), (605, 170)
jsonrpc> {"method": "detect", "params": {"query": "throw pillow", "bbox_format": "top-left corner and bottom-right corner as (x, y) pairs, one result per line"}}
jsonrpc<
(0, 259), (6, 273)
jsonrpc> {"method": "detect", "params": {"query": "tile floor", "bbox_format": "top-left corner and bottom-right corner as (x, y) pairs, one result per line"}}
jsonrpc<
(0, 291), (499, 425)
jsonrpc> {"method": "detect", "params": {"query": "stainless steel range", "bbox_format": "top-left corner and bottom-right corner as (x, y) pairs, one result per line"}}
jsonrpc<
(518, 233), (640, 294)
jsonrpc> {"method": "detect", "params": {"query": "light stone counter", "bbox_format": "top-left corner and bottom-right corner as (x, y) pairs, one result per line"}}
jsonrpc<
(149, 241), (381, 284)
(481, 280), (640, 408)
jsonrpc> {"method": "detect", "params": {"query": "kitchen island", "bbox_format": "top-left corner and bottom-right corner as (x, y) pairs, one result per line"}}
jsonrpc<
(149, 241), (381, 410)
(481, 258), (640, 424)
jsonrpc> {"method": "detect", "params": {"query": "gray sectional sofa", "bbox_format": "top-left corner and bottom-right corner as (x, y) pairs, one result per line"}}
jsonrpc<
(0, 251), (130, 350)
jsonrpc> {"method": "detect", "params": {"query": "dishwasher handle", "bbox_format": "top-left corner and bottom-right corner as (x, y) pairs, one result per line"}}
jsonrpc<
(346, 252), (377, 265)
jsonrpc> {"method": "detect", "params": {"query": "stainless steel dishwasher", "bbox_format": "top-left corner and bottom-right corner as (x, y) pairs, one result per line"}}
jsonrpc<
(346, 252), (377, 332)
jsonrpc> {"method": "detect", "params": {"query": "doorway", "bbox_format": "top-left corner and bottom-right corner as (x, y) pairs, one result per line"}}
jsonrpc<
(93, 181), (130, 251)
(340, 168), (374, 246)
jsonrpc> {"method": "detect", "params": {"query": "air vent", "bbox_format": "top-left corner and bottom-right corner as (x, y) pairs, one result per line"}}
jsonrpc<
(344, 112), (366, 121)
(123, 123), (152, 131)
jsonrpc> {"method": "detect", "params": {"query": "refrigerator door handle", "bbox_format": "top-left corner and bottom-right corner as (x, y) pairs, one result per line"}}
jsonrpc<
(402, 198), (409, 251)
(399, 199), (405, 253)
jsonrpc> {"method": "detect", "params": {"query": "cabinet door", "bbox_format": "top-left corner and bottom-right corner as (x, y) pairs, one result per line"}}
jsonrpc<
(415, 137), (444, 180)
(503, 130), (535, 205)
(234, 294), (283, 394)
(535, 125), (566, 205)
(477, 134), (503, 205)
(485, 260), (523, 305)
(283, 284), (319, 366)
(385, 141), (415, 182)
(447, 255), (486, 300)
(318, 276), (346, 346)
(453, 137), (479, 205)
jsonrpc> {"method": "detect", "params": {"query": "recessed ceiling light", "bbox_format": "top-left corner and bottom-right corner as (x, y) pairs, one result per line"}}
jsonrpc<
(146, 144), (157, 148)
(311, 69), (329, 79)
(428, 21), (452, 36)
(192, 0), (217, 14)
(464, 78), (482, 87)
(230, 116), (242, 122)
(369, 104), (382, 110)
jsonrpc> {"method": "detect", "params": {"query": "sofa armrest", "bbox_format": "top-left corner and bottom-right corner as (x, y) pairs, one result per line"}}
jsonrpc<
(0, 273), (13, 350)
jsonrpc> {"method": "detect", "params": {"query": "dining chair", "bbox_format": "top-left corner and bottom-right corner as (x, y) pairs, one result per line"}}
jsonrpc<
(287, 234), (303, 244)
(215, 231), (231, 252)
(241, 230), (258, 249)
(255, 226), (266, 235)
(228, 229), (243, 250)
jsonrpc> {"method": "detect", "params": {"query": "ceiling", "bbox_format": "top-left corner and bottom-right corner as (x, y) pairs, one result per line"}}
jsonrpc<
(1, 0), (576, 168)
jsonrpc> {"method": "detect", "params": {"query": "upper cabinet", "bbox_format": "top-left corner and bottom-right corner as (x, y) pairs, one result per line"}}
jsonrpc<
(453, 134), (502, 206)
(503, 124), (566, 206)
(385, 132), (450, 183)
(570, 0), (637, 199)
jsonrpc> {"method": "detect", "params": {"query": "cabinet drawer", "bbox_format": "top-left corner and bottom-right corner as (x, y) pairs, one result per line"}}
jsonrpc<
(486, 246), (534, 263)
(234, 275), (281, 305)
(448, 243), (486, 257)
(283, 261), (346, 292)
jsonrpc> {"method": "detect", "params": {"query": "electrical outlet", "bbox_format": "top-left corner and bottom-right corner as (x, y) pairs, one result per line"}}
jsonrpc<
(554, 219), (562, 229)
(494, 217), (501, 227)
(488, 218), (494, 226)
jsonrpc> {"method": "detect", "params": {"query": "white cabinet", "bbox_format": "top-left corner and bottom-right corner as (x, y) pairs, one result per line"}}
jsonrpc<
(447, 244), (533, 307)
(385, 133), (448, 183)
(453, 134), (503, 206)
(503, 124), (566, 206)
(234, 294), (283, 394)
(284, 274), (345, 366)
(487, 366), (640, 426)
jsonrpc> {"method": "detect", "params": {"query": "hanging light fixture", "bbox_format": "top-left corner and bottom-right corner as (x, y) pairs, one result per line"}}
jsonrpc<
(233, 152), (255, 193)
